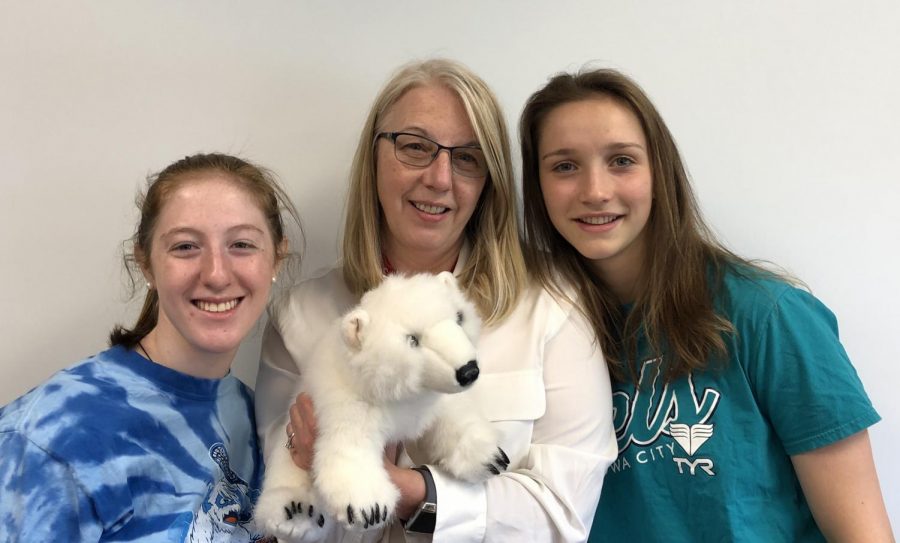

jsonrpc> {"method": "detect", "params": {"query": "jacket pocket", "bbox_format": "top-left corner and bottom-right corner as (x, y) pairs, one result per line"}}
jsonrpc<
(474, 369), (546, 422)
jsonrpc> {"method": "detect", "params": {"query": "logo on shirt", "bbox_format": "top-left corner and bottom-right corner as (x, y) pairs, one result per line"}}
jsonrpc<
(669, 423), (716, 476)
(609, 357), (720, 477)
(180, 443), (267, 542)
(669, 423), (713, 456)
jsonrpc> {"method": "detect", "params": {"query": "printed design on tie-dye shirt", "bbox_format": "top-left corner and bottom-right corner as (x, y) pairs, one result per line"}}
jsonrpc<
(176, 443), (265, 542)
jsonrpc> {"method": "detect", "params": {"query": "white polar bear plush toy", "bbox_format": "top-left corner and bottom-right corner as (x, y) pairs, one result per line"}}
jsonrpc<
(256, 272), (509, 541)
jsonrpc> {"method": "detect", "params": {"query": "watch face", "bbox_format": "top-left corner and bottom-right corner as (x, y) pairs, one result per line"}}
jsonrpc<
(405, 502), (437, 534)
(406, 466), (437, 533)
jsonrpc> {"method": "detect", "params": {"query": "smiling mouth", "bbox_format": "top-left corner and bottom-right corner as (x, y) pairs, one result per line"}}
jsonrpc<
(579, 215), (621, 225)
(194, 298), (242, 313)
(412, 201), (449, 215)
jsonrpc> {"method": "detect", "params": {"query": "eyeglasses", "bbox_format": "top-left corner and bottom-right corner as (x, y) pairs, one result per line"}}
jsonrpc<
(377, 132), (488, 178)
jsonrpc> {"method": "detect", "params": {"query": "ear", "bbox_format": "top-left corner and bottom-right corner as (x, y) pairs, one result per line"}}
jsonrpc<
(341, 308), (370, 351)
(135, 245), (154, 286)
(273, 238), (289, 276)
(436, 271), (456, 287)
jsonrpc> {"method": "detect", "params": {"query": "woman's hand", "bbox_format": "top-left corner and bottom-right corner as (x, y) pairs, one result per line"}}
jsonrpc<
(285, 393), (317, 471)
(382, 442), (427, 521)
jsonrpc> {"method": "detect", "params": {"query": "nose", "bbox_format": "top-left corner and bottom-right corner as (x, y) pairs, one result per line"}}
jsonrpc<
(580, 165), (612, 205)
(455, 360), (480, 387)
(201, 247), (231, 289)
(422, 149), (453, 192)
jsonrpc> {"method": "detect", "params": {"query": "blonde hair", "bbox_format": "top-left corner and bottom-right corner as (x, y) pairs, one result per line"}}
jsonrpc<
(342, 59), (525, 325)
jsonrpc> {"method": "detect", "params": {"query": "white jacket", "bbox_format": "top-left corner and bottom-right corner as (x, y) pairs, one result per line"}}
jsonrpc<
(255, 265), (617, 543)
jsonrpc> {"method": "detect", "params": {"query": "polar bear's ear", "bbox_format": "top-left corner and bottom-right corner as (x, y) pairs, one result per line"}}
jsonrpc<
(436, 271), (456, 287)
(341, 308), (370, 351)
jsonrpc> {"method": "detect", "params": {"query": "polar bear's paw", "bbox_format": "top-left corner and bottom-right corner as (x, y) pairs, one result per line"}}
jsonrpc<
(317, 468), (399, 530)
(440, 440), (510, 483)
(255, 484), (328, 542)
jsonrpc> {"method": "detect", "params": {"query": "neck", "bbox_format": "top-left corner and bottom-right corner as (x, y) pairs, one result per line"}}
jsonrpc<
(595, 265), (638, 304)
(138, 329), (234, 379)
(382, 239), (461, 275)
(590, 241), (646, 305)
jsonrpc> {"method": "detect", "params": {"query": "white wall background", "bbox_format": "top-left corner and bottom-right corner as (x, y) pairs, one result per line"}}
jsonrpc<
(2, 0), (897, 528)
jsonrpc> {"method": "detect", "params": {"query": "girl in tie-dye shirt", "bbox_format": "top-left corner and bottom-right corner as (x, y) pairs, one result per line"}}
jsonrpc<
(0, 153), (301, 542)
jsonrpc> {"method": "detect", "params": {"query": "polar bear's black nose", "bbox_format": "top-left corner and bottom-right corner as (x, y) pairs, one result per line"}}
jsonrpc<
(456, 360), (480, 386)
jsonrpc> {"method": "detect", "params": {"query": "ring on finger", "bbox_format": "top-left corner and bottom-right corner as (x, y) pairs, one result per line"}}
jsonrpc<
(285, 431), (296, 450)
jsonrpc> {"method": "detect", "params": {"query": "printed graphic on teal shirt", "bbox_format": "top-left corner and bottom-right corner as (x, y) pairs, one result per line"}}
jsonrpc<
(610, 356), (720, 476)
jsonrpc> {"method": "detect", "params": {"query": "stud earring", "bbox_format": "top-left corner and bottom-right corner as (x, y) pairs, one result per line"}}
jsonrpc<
(271, 276), (277, 284)
(146, 282), (152, 290)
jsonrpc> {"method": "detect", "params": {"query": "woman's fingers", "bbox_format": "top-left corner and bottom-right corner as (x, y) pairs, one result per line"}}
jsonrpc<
(286, 393), (317, 470)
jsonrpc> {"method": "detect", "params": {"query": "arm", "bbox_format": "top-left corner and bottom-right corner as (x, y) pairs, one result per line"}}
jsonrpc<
(257, 271), (353, 462)
(256, 320), (305, 462)
(383, 447), (427, 520)
(747, 285), (890, 541)
(0, 431), (103, 542)
(791, 430), (894, 542)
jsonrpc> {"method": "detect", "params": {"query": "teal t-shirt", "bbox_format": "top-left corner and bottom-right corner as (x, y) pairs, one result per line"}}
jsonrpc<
(589, 268), (880, 542)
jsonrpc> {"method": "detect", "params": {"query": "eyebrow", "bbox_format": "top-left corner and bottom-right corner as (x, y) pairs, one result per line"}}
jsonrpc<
(160, 224), (266, 240)
(397, 125), (480, 148)
(540, 142), (646, 161)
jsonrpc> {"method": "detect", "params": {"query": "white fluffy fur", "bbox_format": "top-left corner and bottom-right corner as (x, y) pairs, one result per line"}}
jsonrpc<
(256, 272), (507, 541)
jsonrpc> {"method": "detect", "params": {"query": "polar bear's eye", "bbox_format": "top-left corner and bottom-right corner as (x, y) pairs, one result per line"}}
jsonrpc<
(456, 311), (464, 325)
(407, 334), (420, 348)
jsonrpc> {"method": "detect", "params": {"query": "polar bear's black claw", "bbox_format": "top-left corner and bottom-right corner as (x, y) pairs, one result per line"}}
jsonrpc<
(484, 447), (510, 475)
(285, 500), (303, 520)
(308, 504), (314, 517)
(496, 447), (510, 469)
(354, 504), (387, 529)
(318, 514), (325, 527)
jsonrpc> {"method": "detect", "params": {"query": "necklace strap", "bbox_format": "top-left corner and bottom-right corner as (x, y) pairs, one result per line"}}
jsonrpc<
(137, 340), (156, 364)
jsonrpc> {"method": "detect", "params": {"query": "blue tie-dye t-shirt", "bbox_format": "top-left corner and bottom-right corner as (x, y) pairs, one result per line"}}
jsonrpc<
(0, 346), (269, 542)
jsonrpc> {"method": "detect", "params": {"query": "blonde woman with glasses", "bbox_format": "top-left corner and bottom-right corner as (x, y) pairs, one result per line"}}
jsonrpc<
(254, 59), (617, 542)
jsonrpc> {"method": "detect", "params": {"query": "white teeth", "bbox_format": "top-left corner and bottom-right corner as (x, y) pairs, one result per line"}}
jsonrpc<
(413, 202), (448, 214)
(582, 215), (618, 225)
(196, 299), (238, 313)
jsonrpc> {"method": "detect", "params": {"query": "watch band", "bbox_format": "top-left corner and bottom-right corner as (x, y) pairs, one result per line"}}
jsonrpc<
(404, 466), (437, 534)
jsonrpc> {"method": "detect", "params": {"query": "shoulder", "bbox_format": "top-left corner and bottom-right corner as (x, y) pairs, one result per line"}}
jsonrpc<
(0, 348), (139, 458)
(717, 265), (841, 345)
(718, 265), (823, 318)
(265, 266), (358, 368)
(270, 266), (357, 332)
(487, 280), (590, 344)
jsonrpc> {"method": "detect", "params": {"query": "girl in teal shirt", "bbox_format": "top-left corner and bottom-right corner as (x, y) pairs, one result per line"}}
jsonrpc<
(518, 68), (893, 542)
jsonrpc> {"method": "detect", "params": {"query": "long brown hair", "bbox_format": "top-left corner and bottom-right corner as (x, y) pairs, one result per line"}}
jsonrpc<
(109, 153), (302, 348)
(520, 69), (746, 382)
(342, 58), (526, 325)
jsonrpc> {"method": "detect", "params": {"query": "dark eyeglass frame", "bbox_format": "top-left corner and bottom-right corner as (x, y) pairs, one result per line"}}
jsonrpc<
(376, 131), (488, 178)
